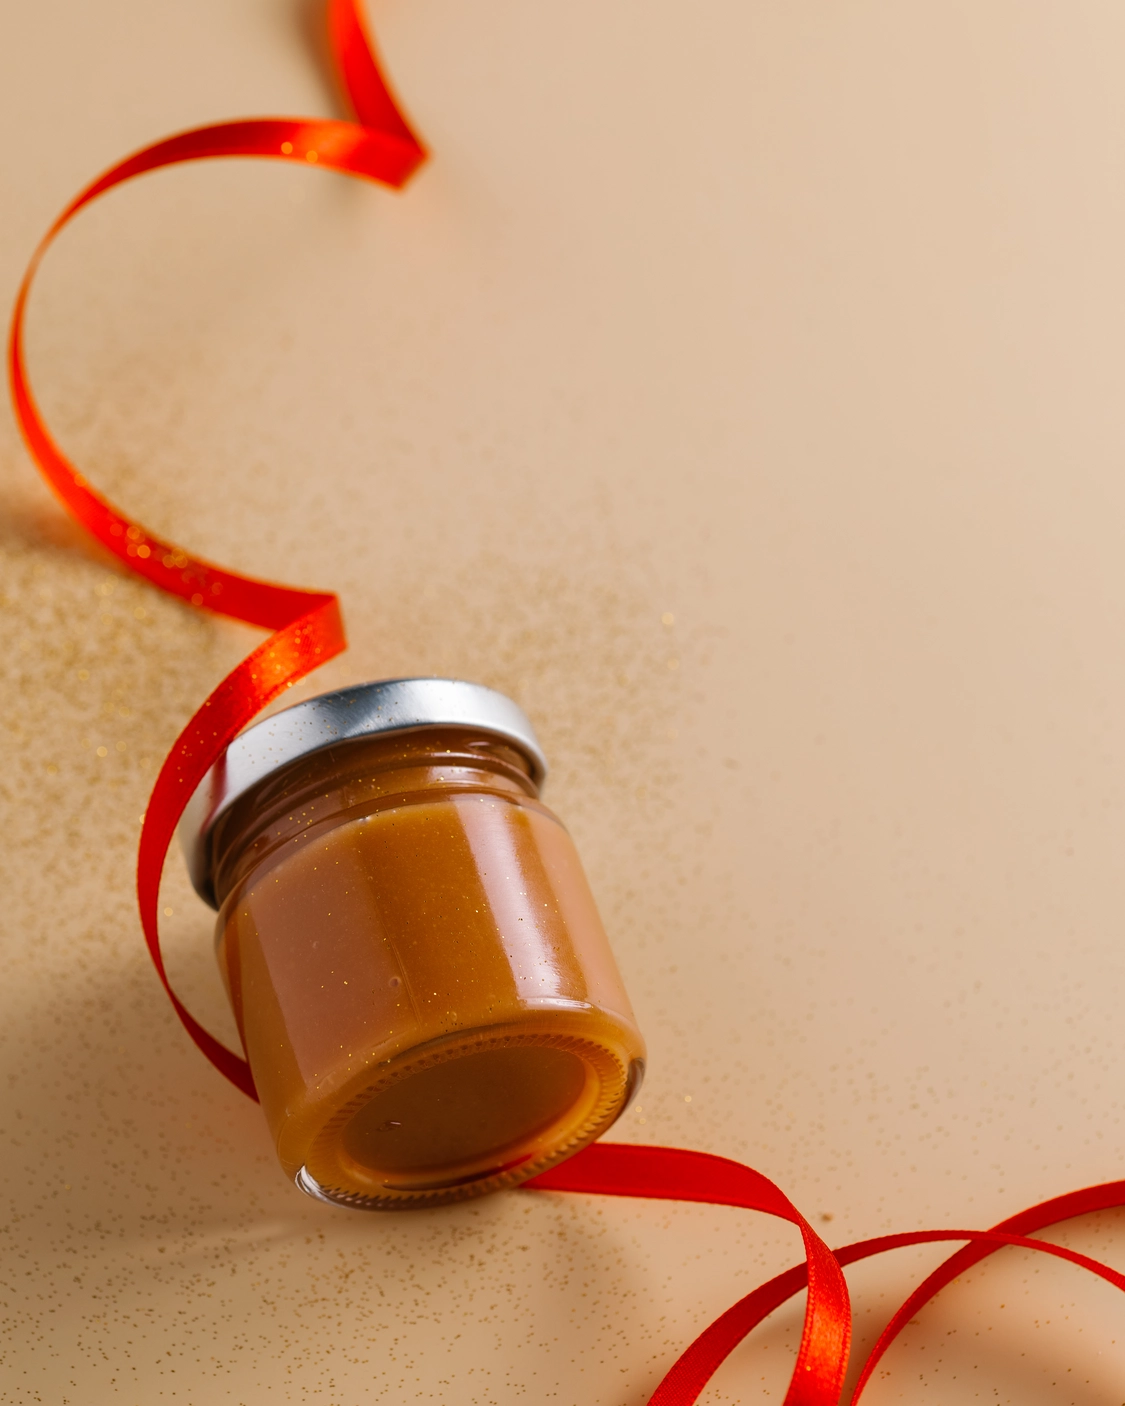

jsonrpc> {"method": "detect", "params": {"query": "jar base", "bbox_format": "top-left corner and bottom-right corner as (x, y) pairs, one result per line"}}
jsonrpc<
(293, 1032), (641, 1210)
(293, 1157), (551, 1211)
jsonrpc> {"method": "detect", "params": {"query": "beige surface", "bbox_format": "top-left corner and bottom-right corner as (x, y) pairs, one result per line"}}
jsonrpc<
(3, 1), (1125, 1401)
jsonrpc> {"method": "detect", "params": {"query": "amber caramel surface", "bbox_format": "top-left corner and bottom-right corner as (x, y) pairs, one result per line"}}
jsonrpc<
(214, 733), (644, 1197)
(341, 1045), (589, 1182)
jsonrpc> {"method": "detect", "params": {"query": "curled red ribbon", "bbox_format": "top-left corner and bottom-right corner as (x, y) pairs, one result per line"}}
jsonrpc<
(9, 0), (425, 1100)
(9, 5), (1125, 1402)
(529, 1149), (1125, 1403)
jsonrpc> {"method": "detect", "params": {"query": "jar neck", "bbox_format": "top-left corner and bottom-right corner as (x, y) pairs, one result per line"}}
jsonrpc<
(208, 727), (540, 909)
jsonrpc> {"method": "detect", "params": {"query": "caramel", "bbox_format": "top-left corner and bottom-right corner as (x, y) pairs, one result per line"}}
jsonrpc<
(202, 717), (645, 1208)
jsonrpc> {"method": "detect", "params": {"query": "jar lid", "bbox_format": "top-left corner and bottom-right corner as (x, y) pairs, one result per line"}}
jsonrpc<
(179, 677), (548, 908)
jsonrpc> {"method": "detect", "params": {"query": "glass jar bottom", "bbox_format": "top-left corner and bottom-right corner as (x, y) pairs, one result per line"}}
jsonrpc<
(298, 1030), (631, 1209)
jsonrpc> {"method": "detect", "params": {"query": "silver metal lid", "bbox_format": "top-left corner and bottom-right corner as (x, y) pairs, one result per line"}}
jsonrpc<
(179, 677), (547, 909)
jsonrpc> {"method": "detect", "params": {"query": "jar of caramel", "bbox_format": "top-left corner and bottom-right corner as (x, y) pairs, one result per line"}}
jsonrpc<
(181, 679), (645, 1209)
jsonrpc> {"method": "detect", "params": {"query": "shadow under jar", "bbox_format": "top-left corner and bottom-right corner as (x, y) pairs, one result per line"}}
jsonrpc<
(180, 679), (646, 1209)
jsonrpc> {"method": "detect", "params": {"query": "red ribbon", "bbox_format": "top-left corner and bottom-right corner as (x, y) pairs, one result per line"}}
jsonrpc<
(528, 1149), (1125, 1403)
(8, 0), (425, 1098)
(9, 5), (1124, 1402)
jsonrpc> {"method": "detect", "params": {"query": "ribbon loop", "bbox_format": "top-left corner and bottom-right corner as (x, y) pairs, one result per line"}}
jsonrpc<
(8, 0), (426, 1100)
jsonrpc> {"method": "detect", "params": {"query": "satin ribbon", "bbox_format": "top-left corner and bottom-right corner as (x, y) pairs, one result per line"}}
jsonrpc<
(8, 5), (1124, 1402)
(528, 1148), (1125, 1403)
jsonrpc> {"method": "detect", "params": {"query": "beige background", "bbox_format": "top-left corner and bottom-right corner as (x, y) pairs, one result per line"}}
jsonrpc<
(2, 1), (1125, 1401)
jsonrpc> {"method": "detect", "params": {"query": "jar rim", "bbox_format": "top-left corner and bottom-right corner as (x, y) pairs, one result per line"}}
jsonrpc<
(178, 677), (548, 906)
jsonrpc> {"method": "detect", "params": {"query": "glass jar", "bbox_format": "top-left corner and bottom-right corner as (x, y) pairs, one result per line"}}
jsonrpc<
(181, 679), (645, 1209)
